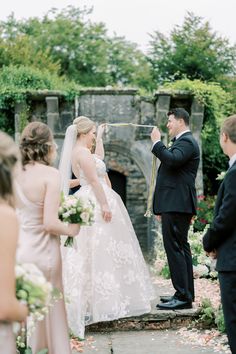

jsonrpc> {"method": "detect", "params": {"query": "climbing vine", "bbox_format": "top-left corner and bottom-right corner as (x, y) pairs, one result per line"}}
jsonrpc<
(0, 65), (80, 135)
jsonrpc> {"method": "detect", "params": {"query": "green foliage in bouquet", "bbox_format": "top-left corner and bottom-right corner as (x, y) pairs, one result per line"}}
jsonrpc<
(15, 263), (62, 353)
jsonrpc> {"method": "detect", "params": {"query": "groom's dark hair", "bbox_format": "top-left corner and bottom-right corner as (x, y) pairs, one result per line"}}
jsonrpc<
(167, 108), (190, 126)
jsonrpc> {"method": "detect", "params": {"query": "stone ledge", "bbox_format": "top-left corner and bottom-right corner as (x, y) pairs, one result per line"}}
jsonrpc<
(86, 307), (200, 333)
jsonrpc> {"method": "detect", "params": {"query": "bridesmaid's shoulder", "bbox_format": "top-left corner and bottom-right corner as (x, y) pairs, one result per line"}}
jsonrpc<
(36, 164), (60, 182)
(44, 165), (60, 178)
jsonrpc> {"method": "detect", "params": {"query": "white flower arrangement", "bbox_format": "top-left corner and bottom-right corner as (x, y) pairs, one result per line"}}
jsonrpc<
(15, 263), (62, 351)
(154, 224), (217, 280)
(59, 194), (94, 247)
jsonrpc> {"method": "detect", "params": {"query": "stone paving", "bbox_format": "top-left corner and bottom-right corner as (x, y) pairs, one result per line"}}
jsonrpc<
(72, 330), (226, 354)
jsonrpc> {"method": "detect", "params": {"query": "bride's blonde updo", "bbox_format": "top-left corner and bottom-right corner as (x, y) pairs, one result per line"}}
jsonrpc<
(73, 116), (95, 137)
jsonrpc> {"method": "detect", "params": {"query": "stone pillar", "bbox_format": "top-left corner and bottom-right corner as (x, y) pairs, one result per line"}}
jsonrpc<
(155, 94), (171, 145)
(191, 98), (204, 195)
(14, 101), (28, 143)
(46, 97), (59, 134)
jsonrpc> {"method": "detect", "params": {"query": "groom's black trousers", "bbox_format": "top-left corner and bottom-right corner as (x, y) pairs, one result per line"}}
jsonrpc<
(218, 271), (236, 354)
(161, 212), (194, 302)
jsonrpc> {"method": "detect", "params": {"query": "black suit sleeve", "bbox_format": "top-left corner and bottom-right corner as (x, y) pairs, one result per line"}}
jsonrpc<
(203, 169), (236, 252)
(152, 138), (195, 168)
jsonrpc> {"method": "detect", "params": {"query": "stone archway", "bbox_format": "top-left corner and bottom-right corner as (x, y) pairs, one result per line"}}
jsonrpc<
(105, 145), (149, 254)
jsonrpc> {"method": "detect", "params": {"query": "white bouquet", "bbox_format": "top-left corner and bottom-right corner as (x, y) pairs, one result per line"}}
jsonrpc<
(58, 194), (94, 247)
(15, 263), (62, 352)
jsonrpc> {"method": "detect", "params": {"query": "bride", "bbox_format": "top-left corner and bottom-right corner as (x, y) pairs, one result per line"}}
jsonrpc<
(60, 116), (155, 339)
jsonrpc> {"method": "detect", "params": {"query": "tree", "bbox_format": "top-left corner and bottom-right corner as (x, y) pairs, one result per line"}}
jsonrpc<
(0, 15), (60, 74)
(0, 7), (153, 90)
(148, 12), (236, 84)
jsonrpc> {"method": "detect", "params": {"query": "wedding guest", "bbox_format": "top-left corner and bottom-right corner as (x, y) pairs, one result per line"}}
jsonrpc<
(16, 122), (80, 354)
(0, 131), (28, 354)
(203, 114), (236, 354)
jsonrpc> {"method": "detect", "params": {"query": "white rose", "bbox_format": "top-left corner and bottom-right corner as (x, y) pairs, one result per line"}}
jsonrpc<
(80, 212), (90, 223)
(63, 211), (71, 219)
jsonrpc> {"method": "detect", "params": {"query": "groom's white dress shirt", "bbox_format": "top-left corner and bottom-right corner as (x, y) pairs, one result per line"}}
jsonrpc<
(229, 153), (236, 168)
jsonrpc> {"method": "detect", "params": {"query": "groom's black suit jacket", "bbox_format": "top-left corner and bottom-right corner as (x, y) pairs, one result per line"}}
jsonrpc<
(203, 161), (236, 271)
(152, 132), (200, 215)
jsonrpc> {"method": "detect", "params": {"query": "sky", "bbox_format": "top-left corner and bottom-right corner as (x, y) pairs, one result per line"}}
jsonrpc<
(1, 0), (235, 52)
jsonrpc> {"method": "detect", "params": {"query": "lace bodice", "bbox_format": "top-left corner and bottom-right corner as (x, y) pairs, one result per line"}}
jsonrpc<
(79, 155), (107, 186)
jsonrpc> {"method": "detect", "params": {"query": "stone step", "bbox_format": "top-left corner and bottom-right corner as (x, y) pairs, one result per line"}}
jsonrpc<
(87, 306), (200, 333)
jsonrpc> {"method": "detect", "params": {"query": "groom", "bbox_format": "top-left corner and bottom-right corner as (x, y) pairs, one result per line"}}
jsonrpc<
(203, 115), (236, 353)
(150, 108), (200, 310)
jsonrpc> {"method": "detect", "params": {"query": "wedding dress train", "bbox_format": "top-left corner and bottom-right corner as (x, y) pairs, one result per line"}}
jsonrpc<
(61, 155), (155, 338)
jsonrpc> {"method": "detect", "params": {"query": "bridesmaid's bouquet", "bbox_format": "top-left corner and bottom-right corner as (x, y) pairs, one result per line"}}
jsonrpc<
(15, 263), (62, 352)
(59, 194), (94, 247)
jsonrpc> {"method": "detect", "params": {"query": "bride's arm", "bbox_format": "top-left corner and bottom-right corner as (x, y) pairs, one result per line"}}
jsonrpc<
(94, 124), (106, 159)
(105, 173), (112, 188)
(73, 148), (112, 222)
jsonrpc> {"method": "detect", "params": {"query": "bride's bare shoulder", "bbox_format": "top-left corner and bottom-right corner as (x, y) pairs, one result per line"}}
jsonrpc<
(72, 146), (91, 158)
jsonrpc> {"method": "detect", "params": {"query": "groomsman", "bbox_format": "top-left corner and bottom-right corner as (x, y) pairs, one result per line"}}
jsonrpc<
(150, 108), (200, 310)
(203, 115), (236, 354)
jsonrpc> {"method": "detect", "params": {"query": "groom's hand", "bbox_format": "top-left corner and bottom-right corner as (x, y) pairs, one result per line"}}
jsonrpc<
(151, 127), (161, 143)
(97, 124), (106, 141)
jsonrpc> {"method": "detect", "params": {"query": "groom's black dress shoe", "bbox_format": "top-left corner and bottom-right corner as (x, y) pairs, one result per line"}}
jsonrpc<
(160, 295), (175, 303)
(156, 298), (192, 310)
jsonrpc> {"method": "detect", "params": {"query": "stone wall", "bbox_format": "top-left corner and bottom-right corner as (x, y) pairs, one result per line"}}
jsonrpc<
(14, 88), (204, 257)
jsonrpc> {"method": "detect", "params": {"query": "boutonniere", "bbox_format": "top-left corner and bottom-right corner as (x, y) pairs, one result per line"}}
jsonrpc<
(167, 141), (173, 149)
(216, 171), (226, 181)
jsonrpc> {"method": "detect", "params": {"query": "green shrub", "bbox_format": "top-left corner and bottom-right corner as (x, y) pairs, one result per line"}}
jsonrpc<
(197, 298), (226, 332)
(160, 264), (171, 279)
(194, 195), (215, 232)
(198, 298), (215, 326)
(215, 305), (226, 333)
(0, 65), (80, 110)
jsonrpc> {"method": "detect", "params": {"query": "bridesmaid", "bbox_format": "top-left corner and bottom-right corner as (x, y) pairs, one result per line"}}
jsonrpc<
(16, 122), (80, 354)
(0, 131), (28, 354)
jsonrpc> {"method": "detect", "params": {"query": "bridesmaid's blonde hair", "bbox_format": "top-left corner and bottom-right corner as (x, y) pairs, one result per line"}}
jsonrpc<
(73, 116), (95, 137)
(20, 122), (54, 166)
(0, 131), (19, 207)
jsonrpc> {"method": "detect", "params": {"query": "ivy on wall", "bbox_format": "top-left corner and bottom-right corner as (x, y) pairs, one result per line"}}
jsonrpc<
(0, 65), (80, 134)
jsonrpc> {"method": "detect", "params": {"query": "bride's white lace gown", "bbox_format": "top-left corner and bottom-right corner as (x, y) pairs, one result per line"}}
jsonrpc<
(61, 155), (155, 338)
